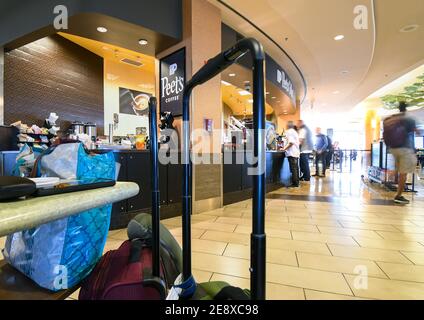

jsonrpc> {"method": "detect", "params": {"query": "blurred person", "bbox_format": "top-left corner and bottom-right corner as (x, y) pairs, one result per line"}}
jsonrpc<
(314, 127), (329, 177)
(325, 135), (334, 170)
(383, 101), (418, 204)
(282, 121), (300, 188)
(297, 120), (313, 182)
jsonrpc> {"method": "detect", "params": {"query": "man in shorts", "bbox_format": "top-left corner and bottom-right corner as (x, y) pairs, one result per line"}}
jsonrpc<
(386, 102), (418, 204)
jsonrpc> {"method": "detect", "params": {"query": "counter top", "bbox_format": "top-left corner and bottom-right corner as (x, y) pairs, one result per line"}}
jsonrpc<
(0, 181), (139, 238)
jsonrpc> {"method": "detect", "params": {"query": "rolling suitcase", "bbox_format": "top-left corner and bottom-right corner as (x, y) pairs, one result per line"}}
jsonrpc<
(79, 98), (177, 300)
(170, 37), (267, 300)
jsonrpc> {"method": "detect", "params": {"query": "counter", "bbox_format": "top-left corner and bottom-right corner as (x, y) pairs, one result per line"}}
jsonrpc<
(223, 150), (290, 205)
(0, 181), (139, 237)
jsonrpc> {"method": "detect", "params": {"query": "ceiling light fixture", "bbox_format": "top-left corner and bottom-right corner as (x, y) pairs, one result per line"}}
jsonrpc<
(334, 35), (345, 41)
(341, 70), (349, 75)
(266, 92), (270, 95)
(97, 26), (108, 33)
(400, 24), (419, 33)
(138, 39), (148, 46)
(271, 96), (276, 99)
(333, 90), (340, 94)
(229, 73), (236, 77)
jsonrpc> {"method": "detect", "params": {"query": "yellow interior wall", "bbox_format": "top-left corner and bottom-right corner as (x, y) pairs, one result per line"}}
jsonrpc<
(104, 59), (156, 137)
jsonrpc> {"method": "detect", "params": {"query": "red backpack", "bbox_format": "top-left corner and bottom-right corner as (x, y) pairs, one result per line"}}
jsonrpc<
(383, 115), (408, 148)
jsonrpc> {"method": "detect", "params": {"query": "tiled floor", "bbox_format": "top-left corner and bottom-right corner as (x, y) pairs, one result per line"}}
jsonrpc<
(2, 168), (424, 300)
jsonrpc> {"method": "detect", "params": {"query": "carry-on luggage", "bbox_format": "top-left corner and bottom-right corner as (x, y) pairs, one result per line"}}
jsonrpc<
(170, 37), (267, 300)
(79, 98), (177, 300)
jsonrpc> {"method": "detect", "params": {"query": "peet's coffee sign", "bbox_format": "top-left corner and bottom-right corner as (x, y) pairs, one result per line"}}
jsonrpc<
(160, 48), (186, 117)
(265, 55), (296, 103)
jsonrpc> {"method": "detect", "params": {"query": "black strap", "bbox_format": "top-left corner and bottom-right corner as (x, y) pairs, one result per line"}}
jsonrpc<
(214, 286), (250, 300)
(129, 239), (151, 263)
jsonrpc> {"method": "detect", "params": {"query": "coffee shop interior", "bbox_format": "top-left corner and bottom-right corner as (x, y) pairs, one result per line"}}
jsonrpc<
(1, 0), (424, 301)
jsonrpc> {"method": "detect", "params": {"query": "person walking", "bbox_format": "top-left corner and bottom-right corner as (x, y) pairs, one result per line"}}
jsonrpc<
(383, 101), (418, 204)
(325, 135), (334, 170)
(297, 120), (313, 182)
(282, 121), (300, 188)
(314, 127), (328, 177)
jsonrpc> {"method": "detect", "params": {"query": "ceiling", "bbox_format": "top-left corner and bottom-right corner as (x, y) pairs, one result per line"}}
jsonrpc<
(209, 0), (424, 117)
(58, 32), (156, 74)
(221, 63), (296, 116)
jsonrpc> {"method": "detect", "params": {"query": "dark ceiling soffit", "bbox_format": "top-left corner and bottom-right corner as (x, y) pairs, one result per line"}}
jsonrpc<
(0, 0), (182, 50)
(217, 0), (307, 104)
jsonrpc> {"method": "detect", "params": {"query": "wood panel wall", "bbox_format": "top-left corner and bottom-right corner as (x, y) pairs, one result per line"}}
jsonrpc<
(4, 34), (104, 135)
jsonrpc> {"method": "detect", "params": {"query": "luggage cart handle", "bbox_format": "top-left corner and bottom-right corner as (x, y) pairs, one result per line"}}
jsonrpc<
(182, 38), (266, 300)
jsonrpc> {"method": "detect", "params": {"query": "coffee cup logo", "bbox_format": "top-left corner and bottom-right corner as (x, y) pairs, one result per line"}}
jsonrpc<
(169, 63), (178, 76)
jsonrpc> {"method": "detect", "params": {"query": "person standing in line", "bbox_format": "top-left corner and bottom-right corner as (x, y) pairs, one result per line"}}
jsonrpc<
(314, 127), (329, 177)
(383, 101), (418, 204)
(282, 121), (301, 188)
(325, 135), (334, 170)
(297, 120), (313, 182)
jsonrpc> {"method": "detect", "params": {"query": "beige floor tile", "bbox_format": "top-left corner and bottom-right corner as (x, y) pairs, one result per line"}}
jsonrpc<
(310, 214), (364, 223)
(340, 221), (401, 232)
(267, 237), (332, 255)
(358, 217), (416, 226)
(394, 225), (424, 234)
(297, 252), (387, 278)
(288, 217), (342, 227)
(191, 221), (237, 233)
(202, 209), (245, 218)
(344, 274), (424, 300)
(68, 288), (80, 300)
(234, 225), (292, 240)
(107, 229), (128, 241)
(267, 263), (352, 295)
(292, 231), (358, 246)
(401, 251), (424, 265)
(193, 269), (213, 283)
(210, 274), (305, 300)
(163, 214), (217, 228)
(215, 217), (320, 233)
(317, 226), (383, 239)
(224, 243), (298, 266)
(304, 289), (369, 300)
(201, 230), (250, 245)
(103, 238), (124, 253)
(0, 237), (5, 260)
(174, 236), (227, 255)
(192, 252), (250, 278)
(169, 228), (206, 239)
(377, 262), (424, 282)
(328, 244), (412, 264)
(376, 231), (424, 242)
(353, 237), (424, 252)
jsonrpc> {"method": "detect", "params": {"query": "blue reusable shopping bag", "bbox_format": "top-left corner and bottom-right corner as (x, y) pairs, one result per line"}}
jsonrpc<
(3, 143), (116, 291)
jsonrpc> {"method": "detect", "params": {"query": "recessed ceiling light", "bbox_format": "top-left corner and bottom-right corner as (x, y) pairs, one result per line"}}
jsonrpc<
(97, 26), (108, 33)
(341, 70), (349, 75)
(333, 90), (340, 94)
(266, 92), (270, 95)
(239, 90), (251, 96)
(138, 39), (148, 46)
(229, 73), (236, 77)
(221, 80), (231, 86)
(334, 35), (345, 41)
(400, 24), (419, 33)
(271, 96), (276, 99)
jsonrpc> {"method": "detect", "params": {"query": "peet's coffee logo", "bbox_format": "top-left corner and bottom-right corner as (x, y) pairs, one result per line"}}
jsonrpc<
(160, 48), (186, 116)
(161, 64), (184, 104)
(277, 69), (295, 101)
